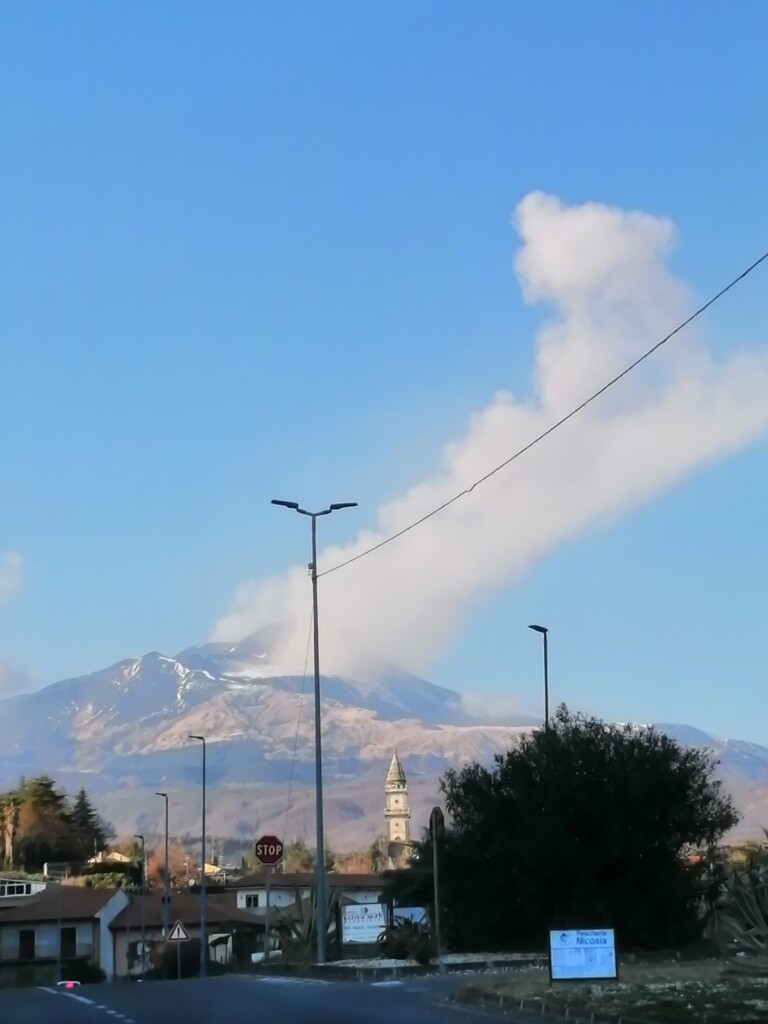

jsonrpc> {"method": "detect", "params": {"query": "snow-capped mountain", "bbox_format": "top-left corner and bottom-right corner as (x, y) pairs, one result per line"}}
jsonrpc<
(0, 632), (765, 846)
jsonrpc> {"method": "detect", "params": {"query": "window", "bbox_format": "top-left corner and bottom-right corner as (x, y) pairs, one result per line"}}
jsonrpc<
(61, 927), (77, 959)
(19, 930), (35, 959)
(245, 894), (259, 908)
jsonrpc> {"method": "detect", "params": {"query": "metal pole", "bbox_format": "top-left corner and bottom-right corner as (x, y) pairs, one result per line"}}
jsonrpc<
(56, 881), (62, 983)
(133, 835), (146, 978)
(431, 817), (443, 972)
(200, 738), (207, 978)
(543, 631), (550, 733)
(264, 867), (272, 963)
(310, 513), (328, 965)
(124, 894), (131, 981)
(164, 799), (170, 936)
(177, 939), (181, 980)
(156, 793), (170, 940)
(271, 499), (357, 964)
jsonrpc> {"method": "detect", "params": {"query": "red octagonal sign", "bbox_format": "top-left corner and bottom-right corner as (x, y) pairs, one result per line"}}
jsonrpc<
(254, 834), (284, 866)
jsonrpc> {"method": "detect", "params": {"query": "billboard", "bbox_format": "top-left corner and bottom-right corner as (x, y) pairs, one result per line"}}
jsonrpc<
(341, 903), (387, 944)
(549, 929), (617, 981)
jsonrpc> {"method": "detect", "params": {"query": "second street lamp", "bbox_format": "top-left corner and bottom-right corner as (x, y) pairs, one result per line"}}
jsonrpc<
(188, 735), (207, 977)
(133, 833), (146, 977)
(271, 498), (357, 964)
(528, 624), (550, 732)
(155, 793), (170, 940)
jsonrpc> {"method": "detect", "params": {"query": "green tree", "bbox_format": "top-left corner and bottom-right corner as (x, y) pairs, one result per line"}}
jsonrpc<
(283, 838), (316, 873)
(0, 790), (21, 867)
(388, 706), (739, 951)
(14, 775), (75, 869)
(69, 789), (107, 860)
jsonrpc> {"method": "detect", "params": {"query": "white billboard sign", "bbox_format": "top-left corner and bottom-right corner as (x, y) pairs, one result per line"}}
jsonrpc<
(549, 929), (617, 981)
(341, 903), (387, 944)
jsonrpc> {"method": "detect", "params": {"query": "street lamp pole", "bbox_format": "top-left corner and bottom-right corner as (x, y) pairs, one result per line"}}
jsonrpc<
(528, 624), (549, 732)
(272, 498), (357, 964)
(133, 834), (146, 977)
(189, 735), (207, 977)
(155, 793), (170, 940)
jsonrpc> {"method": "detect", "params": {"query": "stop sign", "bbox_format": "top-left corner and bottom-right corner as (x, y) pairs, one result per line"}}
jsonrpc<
(254, 834), (284, 866)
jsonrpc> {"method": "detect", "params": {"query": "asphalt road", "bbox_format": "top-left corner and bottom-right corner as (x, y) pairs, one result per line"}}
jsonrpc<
(0, 973), (520, 1024)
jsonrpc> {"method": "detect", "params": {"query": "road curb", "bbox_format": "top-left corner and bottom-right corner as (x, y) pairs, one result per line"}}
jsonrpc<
(251, 957), (542, 983)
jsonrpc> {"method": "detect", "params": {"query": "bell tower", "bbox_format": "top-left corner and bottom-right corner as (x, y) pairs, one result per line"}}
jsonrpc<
(384, 750), (410, 844)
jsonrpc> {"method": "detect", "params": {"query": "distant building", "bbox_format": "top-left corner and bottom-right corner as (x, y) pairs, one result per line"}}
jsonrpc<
(0, 878), (47, 901)
(228, 872), (384, 913)
(383, 750), (412, 869)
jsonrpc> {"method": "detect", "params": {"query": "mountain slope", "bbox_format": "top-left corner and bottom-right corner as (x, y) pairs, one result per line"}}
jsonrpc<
(0, 636), (765, 846)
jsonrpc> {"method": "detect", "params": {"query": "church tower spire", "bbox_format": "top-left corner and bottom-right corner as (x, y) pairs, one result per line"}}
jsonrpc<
(384, 750), (411, 844)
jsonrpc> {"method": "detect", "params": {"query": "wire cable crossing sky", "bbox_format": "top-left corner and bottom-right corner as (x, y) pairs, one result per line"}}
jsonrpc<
(2, 2), (767, 742)
(319, 247), (768, 578)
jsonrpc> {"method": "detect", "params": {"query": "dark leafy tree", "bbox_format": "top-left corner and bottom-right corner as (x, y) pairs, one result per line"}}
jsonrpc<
(69, 789), (107, 860)
(0, 776), (110, 871)
(14, 776), (74, 868)
(387, 706), (739, 951)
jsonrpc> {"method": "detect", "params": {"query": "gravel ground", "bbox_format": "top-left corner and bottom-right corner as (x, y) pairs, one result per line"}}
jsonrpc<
(452, 957), (768, 1023)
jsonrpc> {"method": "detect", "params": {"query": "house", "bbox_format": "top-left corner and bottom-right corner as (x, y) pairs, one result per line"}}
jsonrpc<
(108, 892), (264, 978)
(87, 851), (131, 867)
(0, 877), (47, 904)
(0, 884), (128, 987)
(228, 872), (385, 914)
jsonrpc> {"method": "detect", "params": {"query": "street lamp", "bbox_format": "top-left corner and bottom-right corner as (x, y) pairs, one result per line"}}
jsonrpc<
(133, 834), (146, 977)
(271, 498), (357, 964)
(155, 793), (170, 940)
(188, 735), (207, 978)
(528, 624), (550, 732)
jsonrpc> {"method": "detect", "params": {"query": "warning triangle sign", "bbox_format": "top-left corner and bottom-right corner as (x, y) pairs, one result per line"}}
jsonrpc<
(168, 920), (190, 942)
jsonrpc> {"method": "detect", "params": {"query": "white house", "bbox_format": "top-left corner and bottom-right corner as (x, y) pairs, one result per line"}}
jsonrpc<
(229, 872), (385, 914)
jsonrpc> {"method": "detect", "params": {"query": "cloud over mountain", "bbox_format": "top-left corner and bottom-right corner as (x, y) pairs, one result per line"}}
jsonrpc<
(0, 550), (23, 603)
(213, 192), (768, 676)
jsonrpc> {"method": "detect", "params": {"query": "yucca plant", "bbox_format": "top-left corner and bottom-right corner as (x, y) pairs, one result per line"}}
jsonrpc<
(276, 884), (341, 962)
(377, 916), (435, 964)
(721, 837), (768, 954)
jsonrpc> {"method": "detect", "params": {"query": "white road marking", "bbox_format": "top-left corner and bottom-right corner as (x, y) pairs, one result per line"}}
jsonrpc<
(37, 988), (59, 997)
(62, 992), (97, 1005)
(372, 980), (404, 987)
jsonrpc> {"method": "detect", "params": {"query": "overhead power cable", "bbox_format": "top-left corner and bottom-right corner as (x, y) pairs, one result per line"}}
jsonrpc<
(318, 247), (768, 579)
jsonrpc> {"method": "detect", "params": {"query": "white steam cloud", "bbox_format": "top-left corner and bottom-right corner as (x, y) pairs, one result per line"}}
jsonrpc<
(213, 193), (768, 675)
(0, 550), (23, 603)
(0, 662), (35, 698)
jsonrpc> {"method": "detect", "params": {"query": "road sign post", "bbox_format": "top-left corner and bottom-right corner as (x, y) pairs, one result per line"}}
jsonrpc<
(429, 806), (445, 973)
(167, 920), (190, 981)
(254, 835), (284, 963)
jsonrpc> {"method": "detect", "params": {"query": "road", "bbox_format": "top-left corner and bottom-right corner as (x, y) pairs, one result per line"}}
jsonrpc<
(0, 972), (522, 1024)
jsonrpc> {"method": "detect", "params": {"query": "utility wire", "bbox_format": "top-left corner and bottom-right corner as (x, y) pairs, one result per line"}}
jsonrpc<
(318, 248), (768, 579)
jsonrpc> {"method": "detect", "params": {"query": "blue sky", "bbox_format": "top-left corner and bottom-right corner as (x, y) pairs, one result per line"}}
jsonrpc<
(1, 1), (766, 741)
